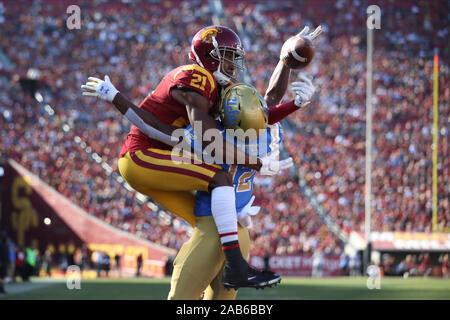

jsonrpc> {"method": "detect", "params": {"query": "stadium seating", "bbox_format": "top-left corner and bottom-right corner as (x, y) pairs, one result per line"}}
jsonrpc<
(223, 0), (449, 257)
(0, 0), (448, 258)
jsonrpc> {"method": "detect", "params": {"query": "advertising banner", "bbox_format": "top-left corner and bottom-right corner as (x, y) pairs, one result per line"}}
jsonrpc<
(250, 254), (341, 277)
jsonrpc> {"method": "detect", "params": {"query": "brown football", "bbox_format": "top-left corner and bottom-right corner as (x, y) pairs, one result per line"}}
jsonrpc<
(281, 36), (315, 69)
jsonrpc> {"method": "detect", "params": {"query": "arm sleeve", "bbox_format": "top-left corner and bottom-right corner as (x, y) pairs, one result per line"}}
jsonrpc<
(124, 109), (179, 146)
(267, 100), (297, 125)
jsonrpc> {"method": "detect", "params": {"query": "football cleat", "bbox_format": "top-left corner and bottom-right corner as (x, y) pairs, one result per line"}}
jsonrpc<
(223, 264), (282, 290)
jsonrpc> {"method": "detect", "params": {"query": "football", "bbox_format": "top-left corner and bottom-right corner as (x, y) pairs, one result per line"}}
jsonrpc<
(281, 36), (315, 69)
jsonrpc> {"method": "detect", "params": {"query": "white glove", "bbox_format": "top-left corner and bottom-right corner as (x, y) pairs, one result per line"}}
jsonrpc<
(237, 195), (260, 229)
(296, 25), (323, 41)
(81, 75), (119, 102)
(260, 150), (294, 176)
(280, 25), (323, 61)
(292, 75), (315, 108)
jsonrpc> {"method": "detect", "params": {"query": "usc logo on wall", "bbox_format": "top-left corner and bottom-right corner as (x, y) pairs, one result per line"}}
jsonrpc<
(11, 176), (38, 246)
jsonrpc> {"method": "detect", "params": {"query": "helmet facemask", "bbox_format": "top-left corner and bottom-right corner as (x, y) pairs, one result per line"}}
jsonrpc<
(210, 37), (245, 85)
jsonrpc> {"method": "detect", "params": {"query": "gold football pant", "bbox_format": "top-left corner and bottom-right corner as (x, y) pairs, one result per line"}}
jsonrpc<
(118, 149), (222, 227)
(168, 215), (250, 300)
(119, 150), (247, 300)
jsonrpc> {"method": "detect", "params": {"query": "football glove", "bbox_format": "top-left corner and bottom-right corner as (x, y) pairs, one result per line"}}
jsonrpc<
(292, 75), (315, 109)
(237, 195), (260, 229)
(260, 150), (294, 176)
(280, 25), (322, 61)
(296, 25), (323, 41)
(81, 75), (119, 102)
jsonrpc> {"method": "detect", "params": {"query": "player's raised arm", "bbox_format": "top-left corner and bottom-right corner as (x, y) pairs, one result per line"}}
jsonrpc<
(265, 61), (291, 107)
(266, 26), (322, 124)
(81, 75), (179, 146)
(171, 88), (262, 170)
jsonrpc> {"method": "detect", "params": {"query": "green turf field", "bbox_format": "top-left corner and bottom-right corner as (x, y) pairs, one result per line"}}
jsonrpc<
(1, 277), (449, 300)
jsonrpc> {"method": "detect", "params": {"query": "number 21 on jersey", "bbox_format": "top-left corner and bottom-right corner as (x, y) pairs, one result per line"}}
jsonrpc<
(190, 73), (207, 91)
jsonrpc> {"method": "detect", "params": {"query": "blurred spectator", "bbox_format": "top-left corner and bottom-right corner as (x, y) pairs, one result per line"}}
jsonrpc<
(92, 250), (102, 277)
(381, 253), (396, 276)
(41, 249), (52, 277)
(80, 246), (90, 271)
(66, 245), (75, 267)
(340, 253), (350, 276)
(396, 257), (408, 277)
(312, 248), (324, 278)
(114, 252), (121, 276)
(57, 249), (68, 271)
(349, 252), (361, 277)
(136, 253), (143, 277)
(439, 254), (449, 278)
(417, 253), (432, 277)
(0, 231), (9, 294)
(73, 247), (82, 268)
(14, 246), (26, 282)
(101, 252), (111, 277)
(396, 254), (417, 277)
(408, 255), (419, 276)
(165, 255), (174, 276)
(24, 245), (38, 280)
(6, 237), (16, 283)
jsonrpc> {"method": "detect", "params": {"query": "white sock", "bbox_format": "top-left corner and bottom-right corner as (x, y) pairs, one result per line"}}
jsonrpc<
(211, 186), (239, 246)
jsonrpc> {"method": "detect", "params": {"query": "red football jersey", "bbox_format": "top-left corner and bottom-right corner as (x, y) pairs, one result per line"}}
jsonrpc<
(119, 64), (219, 157)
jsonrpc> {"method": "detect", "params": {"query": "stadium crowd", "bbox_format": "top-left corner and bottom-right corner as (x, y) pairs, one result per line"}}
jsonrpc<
(224, 0), (449, 249)
(0, 0), (448, 261)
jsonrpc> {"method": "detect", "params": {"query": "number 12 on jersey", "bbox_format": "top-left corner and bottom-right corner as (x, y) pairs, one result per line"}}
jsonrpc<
(228, 165), (254, 192)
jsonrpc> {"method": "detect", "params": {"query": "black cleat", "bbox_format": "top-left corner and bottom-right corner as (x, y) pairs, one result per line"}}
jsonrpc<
(223, 264), (282, 290)
(222, 245), (281, 290)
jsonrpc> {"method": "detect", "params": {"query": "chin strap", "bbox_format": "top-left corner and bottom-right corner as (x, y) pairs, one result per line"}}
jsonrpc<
(214, 69), (231, 86)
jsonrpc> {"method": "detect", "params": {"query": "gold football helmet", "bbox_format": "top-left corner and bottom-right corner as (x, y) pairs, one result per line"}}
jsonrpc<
(219, 83), (268, 138)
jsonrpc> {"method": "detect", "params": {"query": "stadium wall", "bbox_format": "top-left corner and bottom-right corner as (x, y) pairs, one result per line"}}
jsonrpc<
(250, 254), (341, 277)
(0, 159), (176, 278)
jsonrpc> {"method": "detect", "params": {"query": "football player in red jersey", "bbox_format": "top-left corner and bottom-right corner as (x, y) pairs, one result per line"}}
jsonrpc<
(81, 25), (321, 290)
